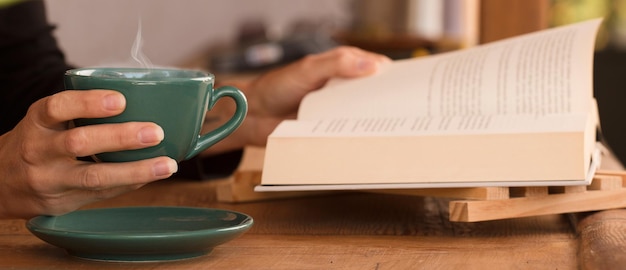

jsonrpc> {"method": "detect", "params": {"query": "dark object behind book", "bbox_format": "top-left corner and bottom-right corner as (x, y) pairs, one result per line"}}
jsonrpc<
(209, 20), (338, 73)
(594, 48), (626, 165)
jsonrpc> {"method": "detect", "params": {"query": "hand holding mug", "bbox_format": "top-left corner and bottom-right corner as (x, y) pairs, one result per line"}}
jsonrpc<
(65, 68), (248, 162)
(0, 90), (179, 219)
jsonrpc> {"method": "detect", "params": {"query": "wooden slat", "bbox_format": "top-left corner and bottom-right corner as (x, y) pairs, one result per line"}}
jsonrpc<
(449, 188), (626, 222)
(510, 187), (549, 198)
(589, 175), (623, 191)
(596, 169), (626, 186)
(596, 169), (626, 179)
(549, 185), (588, 194)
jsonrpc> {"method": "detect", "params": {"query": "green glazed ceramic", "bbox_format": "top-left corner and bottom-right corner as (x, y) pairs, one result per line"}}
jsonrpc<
(65, 68), (247, 162)
(26, 206), (253, 262)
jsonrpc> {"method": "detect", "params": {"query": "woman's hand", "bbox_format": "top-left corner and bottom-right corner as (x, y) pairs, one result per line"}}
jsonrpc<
(0, 90), (178, 219)
(202, 46), (391, 155)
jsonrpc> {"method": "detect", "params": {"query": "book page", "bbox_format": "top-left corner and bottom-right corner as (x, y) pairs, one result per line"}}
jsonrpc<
(297, 19), (601, 121)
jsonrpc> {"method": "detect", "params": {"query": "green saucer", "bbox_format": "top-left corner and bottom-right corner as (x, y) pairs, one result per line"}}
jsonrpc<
(26, 206), (253, 262)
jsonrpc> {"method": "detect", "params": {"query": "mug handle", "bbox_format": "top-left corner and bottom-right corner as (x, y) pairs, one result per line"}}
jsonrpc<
(185, 85), (248, 160)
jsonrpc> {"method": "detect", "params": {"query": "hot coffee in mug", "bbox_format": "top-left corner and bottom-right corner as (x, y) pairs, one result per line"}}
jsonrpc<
(64, 67), (247, 162)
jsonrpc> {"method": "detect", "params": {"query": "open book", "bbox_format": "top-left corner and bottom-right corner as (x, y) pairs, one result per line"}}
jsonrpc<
(256, 19), (603, 191)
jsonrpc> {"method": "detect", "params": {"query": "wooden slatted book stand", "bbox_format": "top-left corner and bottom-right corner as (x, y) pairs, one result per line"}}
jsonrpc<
(216, 146), (626, 222)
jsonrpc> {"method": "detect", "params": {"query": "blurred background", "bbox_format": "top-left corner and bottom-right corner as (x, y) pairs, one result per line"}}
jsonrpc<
(45, 0), (626, 164)
(44, 0), (478, 70)
(44, 0), (352, 68)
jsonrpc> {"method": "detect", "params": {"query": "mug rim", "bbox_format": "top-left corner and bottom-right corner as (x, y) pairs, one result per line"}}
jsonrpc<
(65, 67), (214, 82)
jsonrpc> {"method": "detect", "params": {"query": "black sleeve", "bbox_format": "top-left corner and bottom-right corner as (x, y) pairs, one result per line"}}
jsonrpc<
(0, 0), (72, 135)
(176, 149), (243, 179)
(0, 0), (241, 179)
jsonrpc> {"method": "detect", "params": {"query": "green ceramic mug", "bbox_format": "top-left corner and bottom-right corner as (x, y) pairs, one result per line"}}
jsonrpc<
(65, 67), (247, 162)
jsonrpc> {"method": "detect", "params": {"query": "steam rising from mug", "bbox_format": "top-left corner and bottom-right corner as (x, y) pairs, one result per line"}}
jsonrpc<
(131, 20), (153, 68)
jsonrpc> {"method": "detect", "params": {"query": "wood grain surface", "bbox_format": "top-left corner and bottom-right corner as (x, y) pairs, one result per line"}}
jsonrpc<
(0, 178), (581, 269)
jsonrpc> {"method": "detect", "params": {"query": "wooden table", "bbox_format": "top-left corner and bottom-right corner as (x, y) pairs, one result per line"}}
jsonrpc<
(0, 178), (612, 269)
(1, 150), (625, 269)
